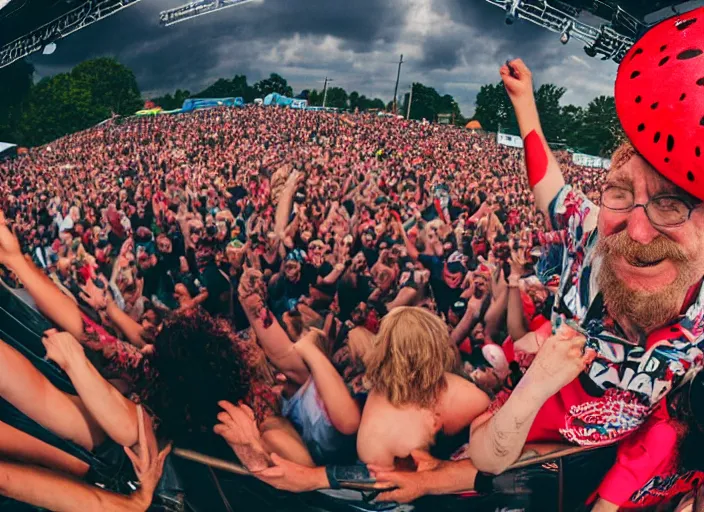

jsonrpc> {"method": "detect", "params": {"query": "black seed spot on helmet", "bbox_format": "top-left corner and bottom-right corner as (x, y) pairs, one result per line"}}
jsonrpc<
(631, 70), (641, 79)
(680, 93), (687, 101)
(661, 45), (668, 52)
(701, 116), (704, 126)
(651, 102), (659, 110)
(698, 78), (704, 86)
(697, 147), (701, 157)
(688, 171), (695, 182)
(635, 95), (642, 103)
(654, 132), (661, 143)
(638, 123), (646, 132)
(667, 135), (675, 152)
(630, 48), (644, 61)
(659, 56), (670, 66)
(676, 18), (697, 31)
(677, 49), (703, 60)
(665, 157), (670, 163)
(671, 327), (680, 333)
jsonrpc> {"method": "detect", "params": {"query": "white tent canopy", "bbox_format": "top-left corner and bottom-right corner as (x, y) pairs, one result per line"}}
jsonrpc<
(0, 142), (17, 159)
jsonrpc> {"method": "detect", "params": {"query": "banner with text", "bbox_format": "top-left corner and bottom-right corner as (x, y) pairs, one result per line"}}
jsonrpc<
(573, 152), (610, 169)
(497, 133), (523, 149)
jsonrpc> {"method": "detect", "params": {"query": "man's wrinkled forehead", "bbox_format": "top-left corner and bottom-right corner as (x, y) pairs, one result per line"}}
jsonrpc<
(605, 154), (691, 199)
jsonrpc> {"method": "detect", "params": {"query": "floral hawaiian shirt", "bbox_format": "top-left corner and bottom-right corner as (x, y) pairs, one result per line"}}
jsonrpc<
(492, 185), (704, 447)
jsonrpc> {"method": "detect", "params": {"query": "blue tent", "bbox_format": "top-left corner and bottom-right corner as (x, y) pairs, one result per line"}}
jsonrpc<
(179, 97), (244, 113)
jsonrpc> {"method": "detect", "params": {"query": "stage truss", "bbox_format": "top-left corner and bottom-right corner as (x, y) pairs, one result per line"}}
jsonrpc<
(0, 0), (142, 69)
(159, 0), (255, 27)
(483, 0), (648, 63)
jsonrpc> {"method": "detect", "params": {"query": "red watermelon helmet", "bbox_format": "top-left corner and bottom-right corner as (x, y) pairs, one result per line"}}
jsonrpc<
(615, 7), (704, 200)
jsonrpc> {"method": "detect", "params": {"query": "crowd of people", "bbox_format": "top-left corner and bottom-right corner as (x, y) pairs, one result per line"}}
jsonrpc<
(0, 43), (702, 512)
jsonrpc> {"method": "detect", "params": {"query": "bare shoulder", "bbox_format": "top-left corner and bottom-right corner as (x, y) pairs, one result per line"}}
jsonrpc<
(442, 373), (491, 430)
(446, 372), (489, 399)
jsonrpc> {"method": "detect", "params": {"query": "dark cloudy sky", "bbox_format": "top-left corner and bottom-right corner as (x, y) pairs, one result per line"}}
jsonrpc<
(27, 0), (703, 116)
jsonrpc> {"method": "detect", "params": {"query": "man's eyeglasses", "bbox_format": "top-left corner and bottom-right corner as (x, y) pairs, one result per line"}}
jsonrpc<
(601, 186), (699, 227)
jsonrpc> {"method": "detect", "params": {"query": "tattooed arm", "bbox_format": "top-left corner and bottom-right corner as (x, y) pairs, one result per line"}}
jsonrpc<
(500, 59), (565, 217)
(468, 325), (592, 474)
(466, 375), (547, 474)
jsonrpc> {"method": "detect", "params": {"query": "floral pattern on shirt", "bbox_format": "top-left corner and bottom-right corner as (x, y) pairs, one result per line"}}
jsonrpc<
(540, 186), (704, 446)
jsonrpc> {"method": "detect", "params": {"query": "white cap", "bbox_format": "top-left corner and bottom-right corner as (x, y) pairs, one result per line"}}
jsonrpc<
(482, 344), (509, 380)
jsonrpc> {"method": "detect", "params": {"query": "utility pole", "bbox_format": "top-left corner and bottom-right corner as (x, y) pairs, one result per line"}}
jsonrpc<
(322, 77), (334, 108)
(406, 84), (413, 120)
(392, 54), (404, 114)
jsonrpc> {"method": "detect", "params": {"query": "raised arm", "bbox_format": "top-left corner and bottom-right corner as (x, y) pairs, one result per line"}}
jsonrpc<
(42, 330), (139, 449)
(293, 330), (361, 435)
(275, 170), (301, 239)
(238, 269), (310, 386)
(500, 59), (565, 217)
(0, 214), (84, 340)
(450, 296), (483, 346)
(398, 222), (419, 261)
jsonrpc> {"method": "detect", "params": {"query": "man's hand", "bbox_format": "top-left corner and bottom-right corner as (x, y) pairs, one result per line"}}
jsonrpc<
(41, 329), (86, 372)
(256, 453), (328, 493)
(526, 324), (596, 400)
(369, 450), (442, 503)
(79, 275), (110, 311)
(213, 401), (270, 473)
(293, 328), (325, 358)
(500, 58), (534, 106)
(0, 212), (22, 267)
(125, 406), (172, 510)
(509, 249), (527, 278)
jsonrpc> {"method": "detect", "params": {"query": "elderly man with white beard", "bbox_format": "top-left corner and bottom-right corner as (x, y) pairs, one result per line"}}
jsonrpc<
(368, 8), (704, 506)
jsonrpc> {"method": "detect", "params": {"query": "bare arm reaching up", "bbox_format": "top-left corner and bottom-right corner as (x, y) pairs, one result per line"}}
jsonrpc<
(0, 213), (84, 340)
(500, 59), (565, 219)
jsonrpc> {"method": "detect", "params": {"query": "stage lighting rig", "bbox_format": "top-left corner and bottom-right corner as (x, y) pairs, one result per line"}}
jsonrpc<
(483, 0), (642, 63)
(0, 0), (143, 69)
(560, 21), (572, 44)
(159, 0), (255, 27)
(505, 0), (520, 24)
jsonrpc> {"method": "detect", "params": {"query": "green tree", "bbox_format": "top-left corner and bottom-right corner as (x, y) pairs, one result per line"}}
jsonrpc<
(574, 96), (623, 157)
(349, 91), (360, 110)
(71, 57), (142, 116)
(368, 98), (386, 110)
(153, 89), (191, 110)
(193, 74), (254, 102)
(407, 83), (462, 123)
(0, 59), (34, 143)
(560, 104), (585, 149)
(308, 89), (322, 106)
(324, 86), (349, 109)
(253, 73), (293, 98)
(19, 58), (143, 146)
(473, 82), (518, 134)
(534, 83), (566, 142)
(20, 73), (98, 146)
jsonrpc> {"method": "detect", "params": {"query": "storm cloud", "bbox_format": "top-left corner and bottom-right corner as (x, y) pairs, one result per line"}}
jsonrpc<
(27, 0), (702, 116)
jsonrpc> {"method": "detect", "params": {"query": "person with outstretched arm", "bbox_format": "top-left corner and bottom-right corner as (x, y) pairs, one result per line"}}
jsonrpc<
(373, 15), (704, 502)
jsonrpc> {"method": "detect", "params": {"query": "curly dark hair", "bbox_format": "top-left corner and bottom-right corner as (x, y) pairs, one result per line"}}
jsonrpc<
(147, 308), (253, 449)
